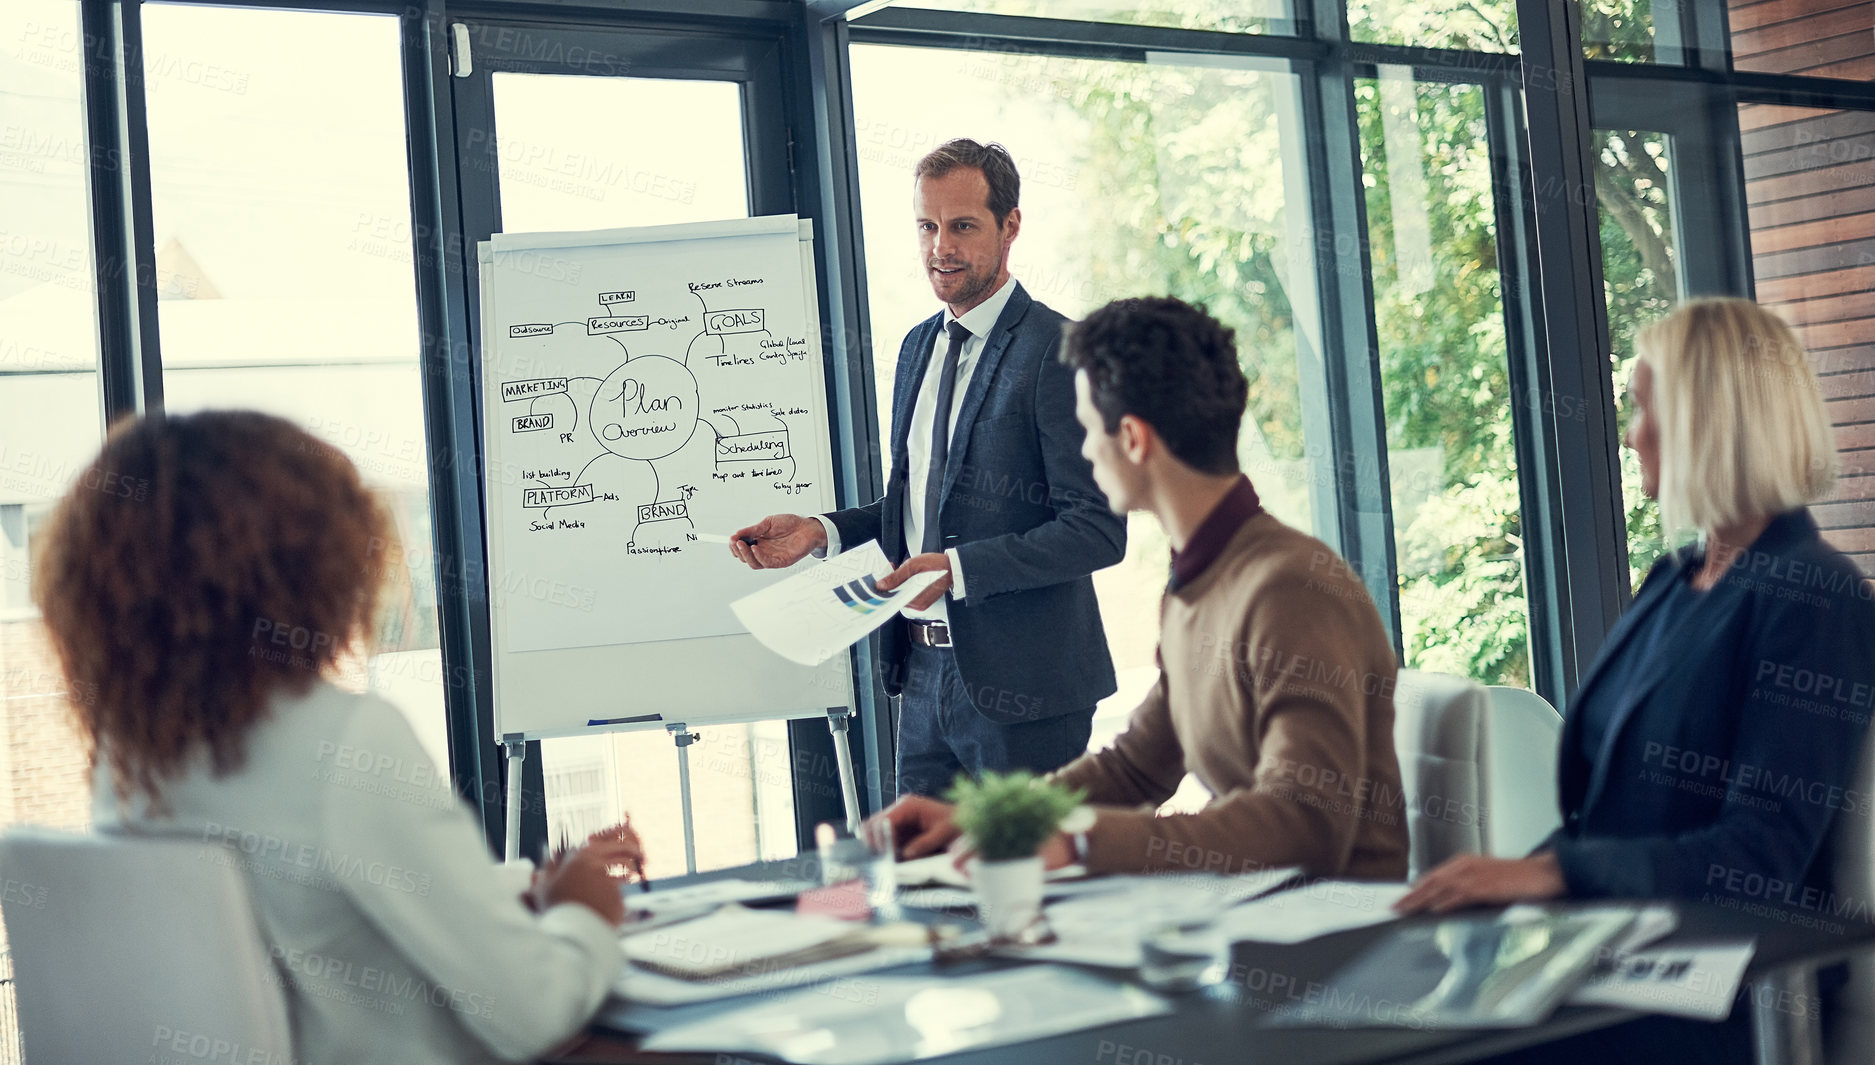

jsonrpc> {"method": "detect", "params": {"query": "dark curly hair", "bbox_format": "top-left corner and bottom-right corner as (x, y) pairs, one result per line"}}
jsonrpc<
(33, 410), (390, 808)
(1060, 296), (1248, 475)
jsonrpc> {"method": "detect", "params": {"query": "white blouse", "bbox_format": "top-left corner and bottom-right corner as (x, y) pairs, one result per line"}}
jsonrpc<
(92, 680), (619, 1065)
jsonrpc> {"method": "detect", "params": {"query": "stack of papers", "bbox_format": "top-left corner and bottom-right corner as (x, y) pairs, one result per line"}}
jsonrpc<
(633, 877), (816, 913)
(621, 905), (872, 980)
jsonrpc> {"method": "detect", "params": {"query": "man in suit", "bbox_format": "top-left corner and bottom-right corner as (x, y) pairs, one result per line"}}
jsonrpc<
(730, 139), (1125, 798)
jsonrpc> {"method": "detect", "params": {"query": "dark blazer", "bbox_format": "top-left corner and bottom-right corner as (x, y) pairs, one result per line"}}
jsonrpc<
(826, 283), (1125, 724)
(1545, 508), (1875, 906)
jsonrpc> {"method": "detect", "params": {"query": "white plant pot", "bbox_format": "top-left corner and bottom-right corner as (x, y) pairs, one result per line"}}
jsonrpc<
(970, 855), (1045, 940)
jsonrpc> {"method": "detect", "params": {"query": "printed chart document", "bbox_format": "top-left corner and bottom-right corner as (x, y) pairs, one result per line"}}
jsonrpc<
(732, 540), (943, 665)
(1570, 939), (1757, 1020)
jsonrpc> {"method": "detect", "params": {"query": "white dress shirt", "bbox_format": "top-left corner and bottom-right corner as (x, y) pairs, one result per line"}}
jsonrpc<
(817, 275), (1018, 623)
(93, 681), (619, 1065)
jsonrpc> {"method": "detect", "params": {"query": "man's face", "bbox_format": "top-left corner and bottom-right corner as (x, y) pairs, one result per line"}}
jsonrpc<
(1075, 371), (1142, 515)
(914, 167), (1018, 313)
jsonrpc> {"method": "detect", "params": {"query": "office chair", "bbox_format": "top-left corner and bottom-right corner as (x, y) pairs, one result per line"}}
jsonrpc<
(1481, 685), (1565, 858)
(1391, 669), (1489, 878)
(0, 826), (293, 1064)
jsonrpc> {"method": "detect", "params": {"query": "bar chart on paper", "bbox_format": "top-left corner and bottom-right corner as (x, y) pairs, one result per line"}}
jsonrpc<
(731, 541), (943, 666)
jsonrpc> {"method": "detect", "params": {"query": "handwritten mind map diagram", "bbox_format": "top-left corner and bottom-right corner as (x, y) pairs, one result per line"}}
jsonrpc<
(482, 220), (835, 654)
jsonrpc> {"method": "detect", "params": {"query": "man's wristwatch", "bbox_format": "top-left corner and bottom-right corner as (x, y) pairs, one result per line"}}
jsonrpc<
(1061, 805), (1097, 865)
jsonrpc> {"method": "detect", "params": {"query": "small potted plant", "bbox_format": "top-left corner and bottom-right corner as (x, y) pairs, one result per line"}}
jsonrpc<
(949, 771), (1084, 939)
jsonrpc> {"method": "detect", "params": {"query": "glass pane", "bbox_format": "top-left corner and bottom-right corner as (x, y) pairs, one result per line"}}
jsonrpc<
(1358, 70), (1532, 687)
(1731, 2), (1875, 77)
(491, 75), (747, 232)
(1592, 129), (1673, 587)
(0, 0), (104, 850)
(879, 0), (1289, 35)
(489, 73), (796, 868)
(141, 4), (451, 767)
(1582, 0), (1660, 62)
(851, 44), (1317, 804)
(1349, 0), (1518, 51)
(1738, 102), (1875, 574)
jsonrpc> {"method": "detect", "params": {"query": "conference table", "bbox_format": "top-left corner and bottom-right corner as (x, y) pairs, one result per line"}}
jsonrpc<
(549, 858), (1875, 1065)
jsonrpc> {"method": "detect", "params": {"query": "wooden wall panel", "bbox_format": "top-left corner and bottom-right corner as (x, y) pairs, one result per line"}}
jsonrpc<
(1729, 0), (1875, 570)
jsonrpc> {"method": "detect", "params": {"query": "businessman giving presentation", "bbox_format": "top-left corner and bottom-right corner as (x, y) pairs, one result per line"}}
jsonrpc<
(731, 139), (1125, 797)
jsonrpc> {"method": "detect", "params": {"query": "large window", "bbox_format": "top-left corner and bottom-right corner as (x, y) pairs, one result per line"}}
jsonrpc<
(1593, 127), (1673, 588)
(1358, 71), (1532, 687)
(851, 44), (1317, 791)
(1350, 0), (1517, 50)
(0, 0), (105, 839)
(141, 4), (449, 766)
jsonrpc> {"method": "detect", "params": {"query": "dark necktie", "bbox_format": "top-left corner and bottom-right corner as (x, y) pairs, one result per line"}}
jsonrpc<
(922, 321), (971, 555)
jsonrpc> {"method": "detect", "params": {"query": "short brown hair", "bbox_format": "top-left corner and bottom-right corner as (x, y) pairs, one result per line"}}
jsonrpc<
(34, 410), (391, 808)
(915, 138), (1020, 226)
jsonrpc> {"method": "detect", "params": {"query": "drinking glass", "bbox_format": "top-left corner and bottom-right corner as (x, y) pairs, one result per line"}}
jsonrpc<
(815, 819), (899, 919)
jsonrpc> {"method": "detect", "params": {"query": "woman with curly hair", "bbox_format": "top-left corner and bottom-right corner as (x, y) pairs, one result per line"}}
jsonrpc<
(35, 410), (641, 1065)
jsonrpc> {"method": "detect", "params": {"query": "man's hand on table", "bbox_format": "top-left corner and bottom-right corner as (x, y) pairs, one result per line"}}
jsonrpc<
(875, 794), (962, 858)
(875, 795), (1079, 871)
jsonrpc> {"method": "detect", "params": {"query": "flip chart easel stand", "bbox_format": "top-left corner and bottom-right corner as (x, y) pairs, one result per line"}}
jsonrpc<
(500, 708), (863, 868)
(668, 722), (700, 874)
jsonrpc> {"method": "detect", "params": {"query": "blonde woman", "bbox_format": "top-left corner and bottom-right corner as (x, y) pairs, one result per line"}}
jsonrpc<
(1400, 298), (1875, 1063)
(36, 411), (644, 1065)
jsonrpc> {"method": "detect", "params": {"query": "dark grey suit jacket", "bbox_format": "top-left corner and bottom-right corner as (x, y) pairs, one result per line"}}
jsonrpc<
(826, 283), (1125, 724)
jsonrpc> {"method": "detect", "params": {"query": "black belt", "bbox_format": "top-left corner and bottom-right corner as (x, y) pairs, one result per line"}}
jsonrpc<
(907, 620), (952, 648)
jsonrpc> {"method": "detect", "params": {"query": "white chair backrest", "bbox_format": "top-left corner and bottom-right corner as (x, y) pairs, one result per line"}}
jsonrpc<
(1828, 728), (1875, 1065)
(1391, 669), (1489, 878)
(0, 827), (293, 1065)
(1481, 685), (1565, 858)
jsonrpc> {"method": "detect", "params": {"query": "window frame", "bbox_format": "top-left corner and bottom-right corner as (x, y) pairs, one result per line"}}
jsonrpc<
(69, 0), (1875, 844)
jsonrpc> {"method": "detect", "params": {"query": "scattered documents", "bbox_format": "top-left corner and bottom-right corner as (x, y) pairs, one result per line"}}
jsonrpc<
(894, 854), (1087, 889)
(1000, 869), (1303, 968)
(731, 540), (944, 665)
(1571, 939), (1756, 1021)
(642, 965), (1171, 1065)
(1218, 880), (1410, 944)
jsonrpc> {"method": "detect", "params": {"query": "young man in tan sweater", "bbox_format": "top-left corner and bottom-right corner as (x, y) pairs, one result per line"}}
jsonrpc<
(881, 296), (1407, 881)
